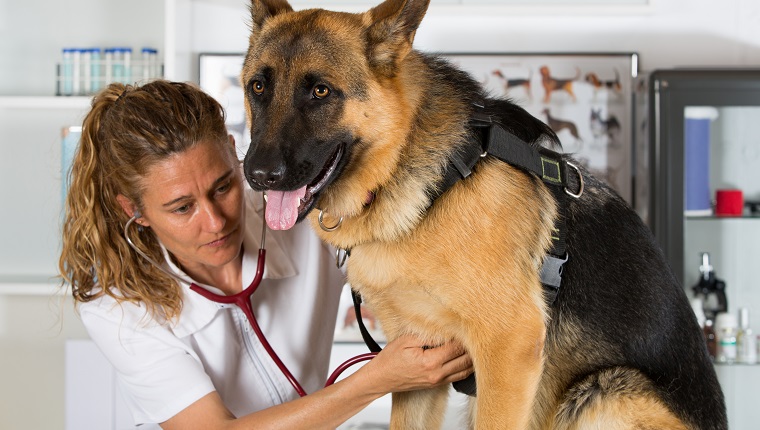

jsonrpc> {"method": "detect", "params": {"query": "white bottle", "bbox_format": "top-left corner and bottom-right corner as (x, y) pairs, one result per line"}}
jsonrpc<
(111, 48), (125, 85)
(104, 48), (114, 87)
(71, 48), (82, 96)
(61, 48), (75, 96)
(715, 312), (738, 364)
(90, 48), (102, 94)
(737, 308), (757, 364)
(141, 47), (158, 81)
(123, 47), (132, 84)
(80, 48), (91, 96)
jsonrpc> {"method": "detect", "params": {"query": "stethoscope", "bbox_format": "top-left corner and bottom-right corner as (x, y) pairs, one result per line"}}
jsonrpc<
(123, 193), (376, 398)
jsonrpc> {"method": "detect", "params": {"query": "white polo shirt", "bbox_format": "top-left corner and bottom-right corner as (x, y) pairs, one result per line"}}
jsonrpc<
(80, 189), (345, 426)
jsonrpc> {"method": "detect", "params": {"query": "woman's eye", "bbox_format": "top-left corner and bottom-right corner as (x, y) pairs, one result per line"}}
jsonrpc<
(313, 84), (330, 99)
(251, 80), (265, 96)
(216, 183), (231, 194)
(173, 204), (191, 215)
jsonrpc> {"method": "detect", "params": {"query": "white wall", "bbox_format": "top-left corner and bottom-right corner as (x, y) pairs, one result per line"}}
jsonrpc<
(169, 0), (760, 84)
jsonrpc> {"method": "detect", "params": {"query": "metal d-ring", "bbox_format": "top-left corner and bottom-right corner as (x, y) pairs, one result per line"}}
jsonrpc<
(564, 162), (584, 199)
(318, 209), (343, 232)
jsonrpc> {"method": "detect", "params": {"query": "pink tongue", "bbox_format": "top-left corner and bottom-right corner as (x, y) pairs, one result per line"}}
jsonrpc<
(265, 186), (307, 230)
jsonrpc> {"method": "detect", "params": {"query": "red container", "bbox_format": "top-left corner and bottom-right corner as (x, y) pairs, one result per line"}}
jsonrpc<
(715, 189), (744, 216)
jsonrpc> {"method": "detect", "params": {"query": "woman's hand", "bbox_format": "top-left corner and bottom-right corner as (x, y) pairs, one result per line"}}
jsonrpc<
(358, 334), (474, 395)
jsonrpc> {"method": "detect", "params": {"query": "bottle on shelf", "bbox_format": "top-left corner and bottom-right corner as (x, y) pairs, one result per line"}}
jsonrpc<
(141, 47), (159, 81)
(111, 47), (131, 85)
(79, 48), (91, 96)
(104, 48), (114, 87)
(57, 45), (162, 96)
(60, 48), (75, 96)
(737, 307), (757, 364)
(715, 312), (738, 364)
(89, 48), (102, 94)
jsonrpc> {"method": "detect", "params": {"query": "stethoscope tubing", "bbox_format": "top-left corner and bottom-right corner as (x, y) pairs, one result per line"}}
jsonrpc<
(190, 248), (310, 397)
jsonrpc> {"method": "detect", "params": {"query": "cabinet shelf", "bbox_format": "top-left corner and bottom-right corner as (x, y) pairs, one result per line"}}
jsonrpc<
(0, 279), (67, 296)
(714, 362), (760, 367)
(0, 96), (92, 110)
(686, 215), (760, 220)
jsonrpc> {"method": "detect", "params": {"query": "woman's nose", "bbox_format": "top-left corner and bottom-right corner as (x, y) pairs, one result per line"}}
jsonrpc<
(201, 202), (226, 231)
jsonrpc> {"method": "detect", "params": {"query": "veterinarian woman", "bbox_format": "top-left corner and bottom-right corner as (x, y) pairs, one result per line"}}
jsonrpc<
(59, 80), (473, 429)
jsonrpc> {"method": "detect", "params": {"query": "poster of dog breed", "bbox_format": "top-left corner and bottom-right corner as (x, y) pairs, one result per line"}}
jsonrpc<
(447, 53), (634, 204)
(240, 0), (727, 428)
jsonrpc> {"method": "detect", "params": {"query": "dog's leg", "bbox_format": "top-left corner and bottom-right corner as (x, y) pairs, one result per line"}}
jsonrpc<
(389, 385), (449, 430)
(543, 86), (552, 103)
(470, 305), (546, 430)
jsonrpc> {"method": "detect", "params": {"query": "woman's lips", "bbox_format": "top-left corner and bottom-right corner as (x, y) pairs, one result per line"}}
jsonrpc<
(204, 230), (234, 248)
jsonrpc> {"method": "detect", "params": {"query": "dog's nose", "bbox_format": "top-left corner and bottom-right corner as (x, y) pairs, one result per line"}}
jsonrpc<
(247, 165), (285, 190)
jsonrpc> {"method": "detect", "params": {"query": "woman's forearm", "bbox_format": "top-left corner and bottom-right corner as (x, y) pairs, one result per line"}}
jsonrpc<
(235, 368), (385, 429)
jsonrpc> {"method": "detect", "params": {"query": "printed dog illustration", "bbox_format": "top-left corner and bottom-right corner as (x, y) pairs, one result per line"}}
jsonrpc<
(240, 0), (727, 429)
(542, 108), (582, 152)
(491, 69), (532, 100)
(585, 69), (623, 95)
(590, 108), (622, 144)
(539, 65), (581, 103)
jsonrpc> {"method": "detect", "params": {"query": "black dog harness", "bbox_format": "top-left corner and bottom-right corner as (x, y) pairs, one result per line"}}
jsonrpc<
(349, 101), (584, 395)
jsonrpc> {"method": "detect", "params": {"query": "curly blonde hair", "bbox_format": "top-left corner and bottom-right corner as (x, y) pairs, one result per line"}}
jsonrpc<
(59, 80), (231, 320)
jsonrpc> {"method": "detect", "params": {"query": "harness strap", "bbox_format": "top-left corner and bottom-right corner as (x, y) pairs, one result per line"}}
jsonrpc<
(350, 289), (383, 353)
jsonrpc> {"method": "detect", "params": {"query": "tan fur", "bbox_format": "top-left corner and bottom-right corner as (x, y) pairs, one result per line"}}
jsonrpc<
(312, 158), (557, 429)
(243, 1), (694, 428)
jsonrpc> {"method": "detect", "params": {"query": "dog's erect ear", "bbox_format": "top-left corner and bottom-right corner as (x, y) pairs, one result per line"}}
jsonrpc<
(249, 0), (294, 43)
(365, 0), (430, 77)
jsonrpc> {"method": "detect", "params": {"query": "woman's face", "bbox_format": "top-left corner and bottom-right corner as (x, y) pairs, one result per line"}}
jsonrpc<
(136, 139), (245, 275)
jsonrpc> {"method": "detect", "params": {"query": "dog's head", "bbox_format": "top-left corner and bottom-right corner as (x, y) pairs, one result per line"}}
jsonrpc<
(241, 0), (431, 231)
(584, 72), (600, 86)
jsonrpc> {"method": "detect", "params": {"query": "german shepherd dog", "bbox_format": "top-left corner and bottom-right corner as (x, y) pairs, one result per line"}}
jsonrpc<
(240, 0), (727, 428)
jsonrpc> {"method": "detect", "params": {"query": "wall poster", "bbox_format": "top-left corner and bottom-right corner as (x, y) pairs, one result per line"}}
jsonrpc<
(444, 53), (638, 203)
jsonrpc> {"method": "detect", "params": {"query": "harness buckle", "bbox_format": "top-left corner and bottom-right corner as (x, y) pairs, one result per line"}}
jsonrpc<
(540, 253), (569, 289)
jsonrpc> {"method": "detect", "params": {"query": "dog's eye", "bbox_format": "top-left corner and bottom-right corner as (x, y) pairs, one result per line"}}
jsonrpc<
(251, 80), (265, 96)
(313, 85), (330, 99)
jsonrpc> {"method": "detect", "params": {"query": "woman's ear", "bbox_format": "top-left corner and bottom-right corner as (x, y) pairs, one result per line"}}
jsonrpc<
(116, 194), (149, 226)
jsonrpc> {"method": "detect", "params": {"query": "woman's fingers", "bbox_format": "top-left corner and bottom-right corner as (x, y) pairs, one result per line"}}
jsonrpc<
(423, 341), (474, 383)
(365, 334), (474, 393)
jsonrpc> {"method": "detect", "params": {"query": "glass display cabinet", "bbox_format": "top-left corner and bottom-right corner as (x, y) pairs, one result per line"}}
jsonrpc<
(645, 69), (760, 429)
